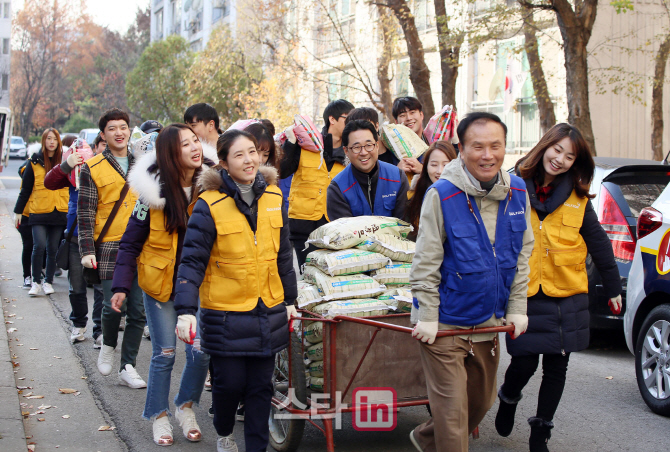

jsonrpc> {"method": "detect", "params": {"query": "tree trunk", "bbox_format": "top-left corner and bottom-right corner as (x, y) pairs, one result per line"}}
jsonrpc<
(551, 0), (598, 155)
(521, 7), (556, 134)
(651, 32), (670, 161)
(377, 5), (395, 119)
(434, 0), (461, 107)
(385, 0), (435, 118)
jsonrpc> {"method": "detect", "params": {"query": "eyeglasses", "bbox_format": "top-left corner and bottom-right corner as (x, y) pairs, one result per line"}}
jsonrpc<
(347, 142), (377, 154)
(339, 115), (348, 120)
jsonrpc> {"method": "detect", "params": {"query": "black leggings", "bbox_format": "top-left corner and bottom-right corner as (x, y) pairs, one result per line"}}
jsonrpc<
(500, 353), (570, 422)
(18, 218), (33, 278)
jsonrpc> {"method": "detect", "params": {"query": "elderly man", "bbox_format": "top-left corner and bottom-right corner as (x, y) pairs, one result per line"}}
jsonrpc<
(410, 112), (534, 452)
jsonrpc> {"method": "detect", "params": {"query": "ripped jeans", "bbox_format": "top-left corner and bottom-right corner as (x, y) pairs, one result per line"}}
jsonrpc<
(142, 293), (210, 420)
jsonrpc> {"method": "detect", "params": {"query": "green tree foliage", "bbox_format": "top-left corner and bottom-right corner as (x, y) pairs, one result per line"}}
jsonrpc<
(63, 114), (94, 132)
(125, 35), (193, 124)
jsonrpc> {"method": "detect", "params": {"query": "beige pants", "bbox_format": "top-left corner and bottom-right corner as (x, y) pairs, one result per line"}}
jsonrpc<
(413, 336), (499, 452)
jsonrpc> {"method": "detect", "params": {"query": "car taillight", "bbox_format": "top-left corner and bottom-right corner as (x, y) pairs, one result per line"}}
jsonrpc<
(599, 185), (635, 262)
(637, 207), (663, 239)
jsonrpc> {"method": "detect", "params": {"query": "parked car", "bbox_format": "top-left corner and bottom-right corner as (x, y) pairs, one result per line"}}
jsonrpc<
(78, 128), (99, 146)
(8, 136), (27, 159)
(587, 157), (670, 330)
(624, 181), (670, 416)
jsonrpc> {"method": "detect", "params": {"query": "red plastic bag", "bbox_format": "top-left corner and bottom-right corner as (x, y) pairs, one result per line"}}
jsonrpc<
(61, 139), (94, 189)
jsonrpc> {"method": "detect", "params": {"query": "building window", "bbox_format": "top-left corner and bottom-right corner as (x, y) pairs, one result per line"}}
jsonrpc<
(414, 0), (435, 32)
(397, 61), (409, 97)
(2, 38), (8, 55)
(3, 3), (9, 19)
(2, 74), (8, 91)
(155, 9), (164, 39)
(212, 0), (229, 23)
(341, 0), (350, 17)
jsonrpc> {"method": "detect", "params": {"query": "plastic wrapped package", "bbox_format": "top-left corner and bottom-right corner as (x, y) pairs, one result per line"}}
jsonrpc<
(307, 342), (323, 361)
(380, 123), (428, 161)
(423, 105), (459, 145)
(297, 281), (323, 310)
(307, 216), (413, 250)
(311, 299), (390, 319)
(309, 360), (324, 378)
(61, 138), (95, 190)
(304, 267), (386, 301)
(303, 321), (324, 344)
(305, 249), (390, 276)
(357, 234), (415, 262)
(310, 377), (325, 392)
(371, 262), (412, 285)
(227, 119), (261, 131)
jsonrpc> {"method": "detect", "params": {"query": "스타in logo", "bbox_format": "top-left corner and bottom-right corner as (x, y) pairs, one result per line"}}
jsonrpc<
(352, 387), (397, 431)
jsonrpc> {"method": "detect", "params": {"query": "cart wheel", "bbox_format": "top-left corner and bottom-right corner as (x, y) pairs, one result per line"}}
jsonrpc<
(269, 331), (307, 452)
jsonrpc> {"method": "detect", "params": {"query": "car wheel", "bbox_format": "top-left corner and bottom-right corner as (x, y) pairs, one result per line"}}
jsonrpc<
(635, 304), (670, 416)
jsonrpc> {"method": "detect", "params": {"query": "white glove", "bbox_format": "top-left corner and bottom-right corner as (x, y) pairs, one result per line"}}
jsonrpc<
(412, 321), (439, 345)
(284, 125), (296, 144)
(81, 254), (97, 269)
(14, 214), (21, 228)
(176, 314), (197, 344)
(506, 314), (528, 339)
(66, 151), (84, 168)
(609, 295), (622, 315)
(286, 305), (297, 321)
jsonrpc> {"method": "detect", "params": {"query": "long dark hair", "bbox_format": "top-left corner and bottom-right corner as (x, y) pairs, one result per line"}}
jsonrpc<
(155, 124), (204, 233)
(516, 123), (595, 199)
(40, 128), (63, 173)
(406, 141), (457, 231)
(245, 122), (276, 168)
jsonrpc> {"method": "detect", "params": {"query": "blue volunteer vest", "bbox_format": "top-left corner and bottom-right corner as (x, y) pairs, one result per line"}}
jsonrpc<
(332, 161), (402, 217)
(413, 175), (527, 326)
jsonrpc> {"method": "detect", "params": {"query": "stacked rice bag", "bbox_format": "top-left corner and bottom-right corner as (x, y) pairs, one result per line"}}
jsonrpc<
(380, 123), (428, 161)
(423, 105), (459, 145)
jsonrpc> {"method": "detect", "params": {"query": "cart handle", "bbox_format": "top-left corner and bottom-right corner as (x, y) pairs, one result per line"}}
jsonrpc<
(332, 315), (515, 336)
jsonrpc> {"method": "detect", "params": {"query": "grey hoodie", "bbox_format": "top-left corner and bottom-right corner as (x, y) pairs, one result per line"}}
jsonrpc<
(410, 157), (534, 341)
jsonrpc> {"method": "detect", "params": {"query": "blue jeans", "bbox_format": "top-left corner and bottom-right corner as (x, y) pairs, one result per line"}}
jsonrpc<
(143, 293), (210, 420)
(31, 224), (63, 284)
(67, 242), (103, 336)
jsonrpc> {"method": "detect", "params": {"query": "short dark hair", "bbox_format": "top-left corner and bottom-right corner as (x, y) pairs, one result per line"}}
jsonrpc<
(345, 107), (380, 125)
(217, 129), (258, 162)
(93, 134), (105, 148)
(342, 119), (378, 147)
(98, 108), (129, 132)
(457, 112), (507, 146)
(323, 99), (354, 127)
(392, 96), (423, 120)
(184, 103), (221, 133)
(259, 119), (276, 137)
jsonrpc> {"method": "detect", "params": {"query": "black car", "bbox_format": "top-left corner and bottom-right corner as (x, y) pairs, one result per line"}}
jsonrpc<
(587, 157), (670, 329)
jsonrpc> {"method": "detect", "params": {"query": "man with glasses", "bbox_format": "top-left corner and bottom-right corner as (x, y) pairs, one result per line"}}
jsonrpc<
(280, 99), (354, 268)
(327, 119), (409, 221)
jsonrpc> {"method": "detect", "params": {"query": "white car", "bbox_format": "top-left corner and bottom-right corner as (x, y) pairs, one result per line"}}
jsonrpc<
(624, 181), (670, 416)
(9, 136), (27, 159)
(79, 128), (100, 146)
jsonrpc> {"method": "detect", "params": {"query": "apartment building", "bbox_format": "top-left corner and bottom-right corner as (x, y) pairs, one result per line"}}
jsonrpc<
(0, 0), (10, 109)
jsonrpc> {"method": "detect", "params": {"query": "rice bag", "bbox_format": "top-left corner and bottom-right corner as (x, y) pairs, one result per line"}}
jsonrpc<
(305, 249), (390, 276)
(357, 234), (415, 262)
(304, 321), (324, 344)
(311, 299), (390, 318)
(61, 138), (95, 189)
(380, 123), (428, 161)
(309, 360), (324, 378)
(307, 216), (413, 250)
(394, 288), (413, 313)
(307, 342), (323, 361)
(310, 377), (325, 392)
(297, 281), (323, 310)
(423, 105), (458, 144)
(371, 262), (412, 285)
(305, 267), (386, 301)
(131, 130), (159, 160)
(293, 114), (324, 153)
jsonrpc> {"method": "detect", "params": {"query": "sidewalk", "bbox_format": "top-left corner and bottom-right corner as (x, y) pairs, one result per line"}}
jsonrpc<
(0, 187), (125, 452)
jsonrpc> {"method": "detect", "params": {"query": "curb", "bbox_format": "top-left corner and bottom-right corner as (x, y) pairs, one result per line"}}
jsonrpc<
(0, 299), (28, 450)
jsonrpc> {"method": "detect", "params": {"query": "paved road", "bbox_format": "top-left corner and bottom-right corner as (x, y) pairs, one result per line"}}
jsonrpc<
(1, 157), (669, 451)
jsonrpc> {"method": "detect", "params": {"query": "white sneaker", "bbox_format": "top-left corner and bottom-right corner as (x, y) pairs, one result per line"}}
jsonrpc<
(42, 282), (54, 295)
(97, 344), (115, 376)
(175, 406), (202, 442)
(28, 282), (41, 297)
(152, 415), (174, 446)
(118, 317), (125, 331)
(216, 434), (238, 452)
(93, 335), (102, 349)
(143, 325), (151, 339)
(118, 364), (147, 389)
(22, 276), (31, 289)
(70, 326), (86, 343)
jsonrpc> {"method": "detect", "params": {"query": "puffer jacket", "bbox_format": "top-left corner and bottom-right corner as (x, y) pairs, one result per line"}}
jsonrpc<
(410, 158), (534, 341)
(14, 152), (68, 226)
(111, 145), (218, 299)
(174, 165), (298, 358)
(506, 171), (622, 356)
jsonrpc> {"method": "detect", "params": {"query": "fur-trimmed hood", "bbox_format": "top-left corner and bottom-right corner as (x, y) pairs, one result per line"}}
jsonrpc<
(127, 143), (219, 210)
(198, 164), (279, 193)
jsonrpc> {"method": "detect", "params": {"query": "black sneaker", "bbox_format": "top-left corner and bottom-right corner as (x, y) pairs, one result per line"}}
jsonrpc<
(54, 268), (63, 277)
(208, 403), (215, 418)
(236, 404), (245, 422)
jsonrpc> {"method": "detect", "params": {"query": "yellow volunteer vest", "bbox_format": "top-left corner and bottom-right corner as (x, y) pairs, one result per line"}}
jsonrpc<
(87, 154), (138, 243)
(199, 185), (285, 312)
(288, 149), (345, 221)
(528, 190), (589, 298)
(137, 200), (196, 302)
(29, 162), (69, 215)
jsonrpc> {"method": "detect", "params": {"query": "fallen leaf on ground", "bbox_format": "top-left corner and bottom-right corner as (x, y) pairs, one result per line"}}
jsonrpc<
(25, 395), (44, 399)
(37, 418), (45, 421)
(53, 356), (61, 359)
(16, 386), (32, 390)
(21, 411), (29, 416)
(58, 388), (76, 394)
(98, 426), (116, 431)
(18, 377), (25, 380)
(7, 313), (15, 317)
(27, 446), (35, 452)
(61, 415), (70, 419)
(16, 343), (23, 346)
(29, 348), (38, 350)
(12, 362), (19, 367)
(7, 327), (17, 333)
(81, 376), (87, 380)
(35, 410), (45, 414)
(37, 405), (52, 410)
(605, 376), (613, 380)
